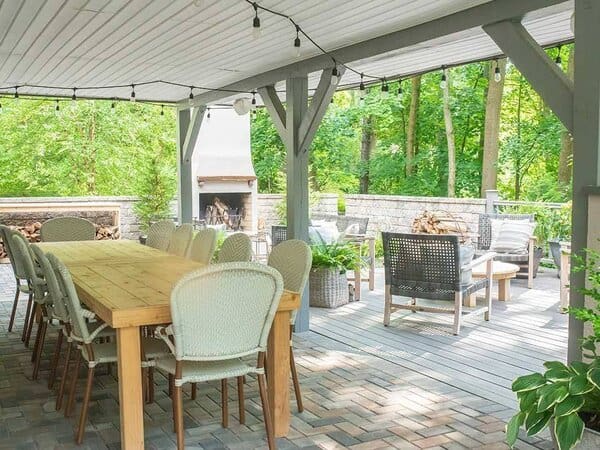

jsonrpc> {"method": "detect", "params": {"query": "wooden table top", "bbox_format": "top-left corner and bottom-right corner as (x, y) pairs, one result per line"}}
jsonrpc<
(38, 240), (300, 328)
(472, 260), (520, 279)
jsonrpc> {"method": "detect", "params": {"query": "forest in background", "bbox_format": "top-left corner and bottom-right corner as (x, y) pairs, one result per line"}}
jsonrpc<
(0, 45), (573, 209)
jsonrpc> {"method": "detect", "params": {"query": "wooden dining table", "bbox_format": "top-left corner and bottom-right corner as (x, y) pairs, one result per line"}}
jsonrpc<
(38, 239), (300, 449)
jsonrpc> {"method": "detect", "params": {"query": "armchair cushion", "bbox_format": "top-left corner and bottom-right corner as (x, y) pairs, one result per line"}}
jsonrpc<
(459, 245), (475, 285)
(490, 221), (535, 254)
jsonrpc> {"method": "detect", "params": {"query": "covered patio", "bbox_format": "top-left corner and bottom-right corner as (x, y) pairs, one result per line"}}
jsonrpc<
(0, 264), (564, 449)
(0, 0), (596, 449)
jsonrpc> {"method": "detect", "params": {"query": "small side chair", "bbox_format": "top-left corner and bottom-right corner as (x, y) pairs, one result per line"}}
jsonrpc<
(40, 217), (96, 242)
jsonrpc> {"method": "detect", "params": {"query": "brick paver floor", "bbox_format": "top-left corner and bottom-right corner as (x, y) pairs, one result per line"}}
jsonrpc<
(0, 262), (561, 449)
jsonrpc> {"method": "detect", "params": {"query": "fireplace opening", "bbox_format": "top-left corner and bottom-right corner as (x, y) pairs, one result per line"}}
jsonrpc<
(198, 193), (251, 231)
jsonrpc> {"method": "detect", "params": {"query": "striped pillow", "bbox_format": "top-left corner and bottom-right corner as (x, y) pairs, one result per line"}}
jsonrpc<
(490, 221), (535, 254)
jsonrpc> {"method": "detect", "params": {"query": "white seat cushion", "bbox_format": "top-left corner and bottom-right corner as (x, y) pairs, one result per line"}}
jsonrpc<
(154, 355), (257, 386)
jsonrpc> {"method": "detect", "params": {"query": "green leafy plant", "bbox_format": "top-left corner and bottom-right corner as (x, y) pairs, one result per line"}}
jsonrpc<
(134, 155), (176, 232)
(210, 230), (227, 262)
(507, 249), (600, 450)
(311, 242), (361, 274)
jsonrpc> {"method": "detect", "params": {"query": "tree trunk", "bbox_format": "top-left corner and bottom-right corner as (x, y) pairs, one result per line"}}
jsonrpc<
(481, 58), (506, 196)
(360, 115), (375, 194)
(442, 69), (456, 198)
(558, 49), (574, 185)
(406, 75), (421, 176)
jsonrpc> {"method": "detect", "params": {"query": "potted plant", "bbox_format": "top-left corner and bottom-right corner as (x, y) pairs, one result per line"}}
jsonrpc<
(309, 242), (360, 308)
(506, 248), (600, 450)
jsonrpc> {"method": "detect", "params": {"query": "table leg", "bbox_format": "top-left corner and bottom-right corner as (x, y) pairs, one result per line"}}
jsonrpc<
(354, 266), (361, 301)
(498, 279), (511, 301)
(368, 238), (375, 291)
(117, 326), (144, 449)
(267, 310), (291, 437)
(464, 293), (477, 307)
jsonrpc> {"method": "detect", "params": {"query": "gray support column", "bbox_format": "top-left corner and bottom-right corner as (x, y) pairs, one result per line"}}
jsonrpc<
(177, 107), (205, 224)
(569, 0), (600, 362)
(177, 108), (191, 223)
(484, 21), (574, 132)
(286, 76), (311, 332)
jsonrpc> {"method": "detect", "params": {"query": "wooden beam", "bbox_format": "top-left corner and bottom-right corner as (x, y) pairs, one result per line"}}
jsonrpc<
(484, 21), (574, 132)
(182, 106), (205, 163)
(258, 85), (286, 139)
(299, 67), (345, 153)
(191, 0), (567, 106)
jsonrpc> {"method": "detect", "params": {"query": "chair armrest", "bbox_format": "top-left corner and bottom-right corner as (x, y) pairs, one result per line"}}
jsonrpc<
(81, 309), (96, 320)
(530, 236), (538, 244)
(155, 325), (176, 354)
(462, 252), (496, 271)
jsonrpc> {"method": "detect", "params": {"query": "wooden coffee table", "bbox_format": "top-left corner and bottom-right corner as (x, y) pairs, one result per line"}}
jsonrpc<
(466, 261), (520, 306)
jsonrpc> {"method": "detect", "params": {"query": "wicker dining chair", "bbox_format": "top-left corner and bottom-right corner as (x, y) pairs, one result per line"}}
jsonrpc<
(382, 232), (494, 335)
(271, 225), (288, 247)
(146, 220), (176, 251)
(9, 231), (45, 346)
(0, 225), (33, 336)
(267, 239), (312, 413)
(152, 262), (283, 450)
(188, 228), (218, 264)
(51, 256), (169, 444)
(217, 233), (252, 263)
(40, 217), (96, 242)
(167, 224), (194, 257)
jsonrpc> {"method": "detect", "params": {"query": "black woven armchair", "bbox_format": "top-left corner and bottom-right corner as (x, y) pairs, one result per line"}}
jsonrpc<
(382, 232), (495, 335)
(477, 213), (537, 288)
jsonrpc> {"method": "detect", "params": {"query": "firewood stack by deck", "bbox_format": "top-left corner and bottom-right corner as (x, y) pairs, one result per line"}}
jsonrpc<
(204, 196), (244, 230)
(412, 211), (471, 243)
(0, 222), (119, 259)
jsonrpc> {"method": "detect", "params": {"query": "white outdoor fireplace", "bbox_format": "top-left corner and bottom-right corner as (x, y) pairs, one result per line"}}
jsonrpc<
(191, 108), (257, 232)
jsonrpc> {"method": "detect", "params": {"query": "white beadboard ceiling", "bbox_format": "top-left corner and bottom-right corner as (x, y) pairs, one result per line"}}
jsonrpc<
(0, 0), (573, 103)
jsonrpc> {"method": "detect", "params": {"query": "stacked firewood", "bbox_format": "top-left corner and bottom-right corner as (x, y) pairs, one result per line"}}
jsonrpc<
(412, 211), (471, 243)
(0, 222), (119, 259)
(205, 196), (244, 230)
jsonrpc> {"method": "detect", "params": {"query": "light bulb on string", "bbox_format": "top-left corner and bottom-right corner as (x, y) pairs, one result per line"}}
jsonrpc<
(206, 108), (211, 120)
(381, 79), (389, 98)
(111, 101), (116, 113)
(294, 25), (301, 57)
(439, 69), (447, 90)
(252, 3), (261, 39)
(397, 79), (403, 101)
(555, 46), (563, 68)
(72, 88), (77, 101)
(130, 84), (136, 102)
(55, 100), (60, 114)
(251, 91), (257, 110)
(0, 102), (2, 114)
(330, 65), (339, 85)
(494, 61), (502, 83)
(188, 86), (194, 106)
(358, 73), (366, 97)
(14, 87), (19, 103)
(160, 105), (164, 116)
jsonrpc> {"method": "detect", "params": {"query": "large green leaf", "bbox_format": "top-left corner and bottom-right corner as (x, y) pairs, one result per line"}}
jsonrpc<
(512, 373), (546, 393)
(554, 396), (585, 417)
(570, 361), (590, 375)
(569, 373), (593, 395)
(505, 412), (525, 447)
(518, 389), (538, 412)
(544, 361), (569, 371)
(588, 368), (600, 389)
(526, 411), (552, 436)
(537, 385), (569, 412)
(526, 408), (550, 431)
(545, 368), (572, 382)
(554, 413), (585, 450)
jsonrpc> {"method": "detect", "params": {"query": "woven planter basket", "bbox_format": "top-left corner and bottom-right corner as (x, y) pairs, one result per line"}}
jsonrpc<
(309, 267), (349, 308)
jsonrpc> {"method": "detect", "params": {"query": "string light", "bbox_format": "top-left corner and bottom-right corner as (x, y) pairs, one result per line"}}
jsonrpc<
(111, 101), (116, 113)
(331, 66), (339, 85)
(381, 78), (389, 98)
(252, 2), (261, 39)
(161, 105), (164, 116)
(555, 45), (562, 68)
(251, 91), (257, 110)
(294, 25), (301, 58)
(130, 84), (136, 102)
(0, 102), (2, 113)
(359, 73), (366, 98)
(494, 60), (502, 83)
(188, 86), (194, 106)
(71, 88), (77, 101)
(206, 108), (211, 119)
(55, 100), (60, 113)
(14, 87), (19, 103)
(397, 79), (403, 101)
(440, 68), (447, 90)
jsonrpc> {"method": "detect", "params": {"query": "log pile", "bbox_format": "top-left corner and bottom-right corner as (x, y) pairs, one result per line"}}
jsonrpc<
(0, 222), (119, 259)
(412, 211), (471, 243)
(204, 196), (244, 230)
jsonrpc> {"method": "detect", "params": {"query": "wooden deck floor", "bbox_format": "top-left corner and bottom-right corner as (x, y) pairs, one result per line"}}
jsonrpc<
(306, 267), (567, 411)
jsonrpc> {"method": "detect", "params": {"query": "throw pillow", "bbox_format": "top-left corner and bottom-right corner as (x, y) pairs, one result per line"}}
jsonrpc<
(490, 221), (535, 254)
(339, 223), (360, 241)
(489, 218), (529, 248)
(313, 221), (340, 244)
(459, 245), (475, 285)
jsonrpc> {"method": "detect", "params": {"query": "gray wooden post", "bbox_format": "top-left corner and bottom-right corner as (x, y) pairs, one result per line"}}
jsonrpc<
(177, 107), (205, 224)
(569, 0), (600, 362)
(259, 68), (344, 332)
(484, 190), (499, 214)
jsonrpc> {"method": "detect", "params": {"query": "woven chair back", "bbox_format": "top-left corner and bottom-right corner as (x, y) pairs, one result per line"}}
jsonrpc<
(49, 255), (92, 343)
(382, 232), (461, 301)
(170, 262), (283, 361)
(40, 217), (96, 242)
(0, 224), (18, 277)
(217, 233), (252, 263)
(146, 220), (176, 251)
(477, 213), (534, 250)
(31, 245), (69, 323)
(271, 225), (288, 247)
(189, 228), (218, 264)
(167, 224), (194, 257)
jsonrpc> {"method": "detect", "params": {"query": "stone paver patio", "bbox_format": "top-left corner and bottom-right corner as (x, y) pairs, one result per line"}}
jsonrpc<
(0, 262), (564, 449)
